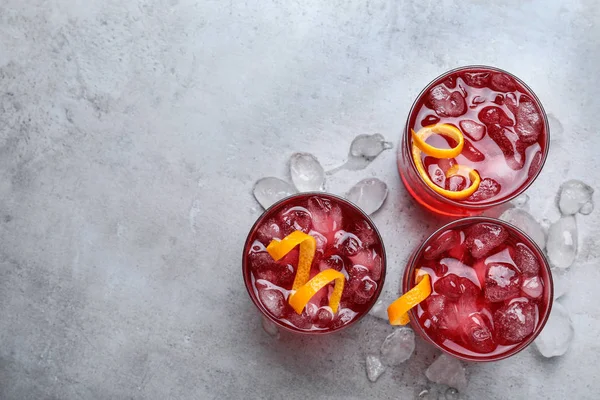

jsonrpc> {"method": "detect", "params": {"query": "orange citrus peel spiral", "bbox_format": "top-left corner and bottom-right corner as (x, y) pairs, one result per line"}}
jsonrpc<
(411, 124), (481, 200)
(267, 230), (346, 314)
(289, 269), (345, 314)
(387, 272), (432, 325)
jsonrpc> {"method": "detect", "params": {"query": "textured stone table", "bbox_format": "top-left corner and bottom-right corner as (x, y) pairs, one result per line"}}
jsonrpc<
(1, 1), (599, 399)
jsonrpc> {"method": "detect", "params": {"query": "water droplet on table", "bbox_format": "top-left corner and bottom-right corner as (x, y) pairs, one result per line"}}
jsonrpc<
(380, 328), (415, 366)
(253, 177), (297, 209)
(534, 302), (574, 357)
(425, 354), (467, 391)
(290, 153), (325, 192)
(499, 208), (546, 250)
(346, 178), (388, 215)
(546, 216), (577, 269)
(365, 354), (386, 382)
(557, 179), (594, 216)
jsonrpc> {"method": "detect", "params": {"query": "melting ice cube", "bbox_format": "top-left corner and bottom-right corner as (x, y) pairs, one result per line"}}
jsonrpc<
(557, 180), (594, 216)
(380, 328), (415, 366)
(365, 354), (386, 382)
(345, 178), (388, 215)
(253, 177), (296, 209)
(290, 152), (325, 192)
(425, 354), (467, 391)
(499, 208), (546, 250)
(546, 216), (577, 269)
(534, 302), (574, 357)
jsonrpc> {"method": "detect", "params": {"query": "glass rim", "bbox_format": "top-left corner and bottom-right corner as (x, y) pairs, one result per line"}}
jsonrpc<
(403, 216), (554, 362)
(242, 191), (388, 335)
(402, 64), (551, 210)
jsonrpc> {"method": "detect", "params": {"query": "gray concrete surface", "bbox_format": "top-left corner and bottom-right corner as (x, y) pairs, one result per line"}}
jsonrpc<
(1, 0), (599, 399)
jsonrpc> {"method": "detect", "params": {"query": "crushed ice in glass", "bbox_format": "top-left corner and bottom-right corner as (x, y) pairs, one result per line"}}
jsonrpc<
(546, 216), (577, 269)
(534, 302), (574, 357)
(253, 177), (296, 209)
(261, 316), (280, 338)
(557, 179), (594, 216)
(289, 152), (325, 192)
(380, 328), (415, 366)
(365, 354), (386, 382)
(499, 208), (546, 250)
(345, 178), (388, 215)
(425, 354), (467, 391)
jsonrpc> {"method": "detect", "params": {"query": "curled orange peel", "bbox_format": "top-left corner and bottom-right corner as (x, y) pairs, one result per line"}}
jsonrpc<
(288, 269), (345, 314)
(387, 273), (431, 326)
(267, 230), (317, 290)
(411, 124), (481, 200)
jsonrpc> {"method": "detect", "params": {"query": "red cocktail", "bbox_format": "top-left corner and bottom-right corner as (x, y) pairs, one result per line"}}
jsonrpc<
(243, 193), (386, 334)
(398, 66), (549, 216)
(403, 217), (552, 361)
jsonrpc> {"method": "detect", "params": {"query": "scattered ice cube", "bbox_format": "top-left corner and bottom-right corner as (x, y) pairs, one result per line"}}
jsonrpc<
(445, 388), (460, 400)
(290, 152), (325, 192)
(261, 316), (280, 338)
(511, 193), (530, 209)
(546, 216), (577, 269)
(557, 180), (594, 216)
(365, 354), (386, 382)
(350, 133), (393, 160)
(345, 178), (388, 215)
(580, 201), (594, 215)
(499, 208), (546, 250)
(551, 268), (570, 299)
(369, 299), (389, 320)
(534, 302), (574, 357)
(425, 354), (467, 391)
(253, 177), (297, 209)
(329, 134), (393, 173)
(380, 328), (415, 366)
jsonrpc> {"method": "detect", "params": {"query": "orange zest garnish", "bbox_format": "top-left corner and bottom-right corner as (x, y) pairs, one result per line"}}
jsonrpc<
(411, 124), (481, 200)
(288, 269), (345, 314)
(387, 273), (431, 325)
(267, 230), (316, 290)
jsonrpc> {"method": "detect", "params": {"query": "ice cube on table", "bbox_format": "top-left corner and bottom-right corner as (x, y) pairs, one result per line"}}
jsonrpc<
(365, 354), (386, 382)
(345, 178), (388, 215)
(425, 354), (467, 391)
(253, 177), (297, 209)
(261, 316), (280, 338)
(557, 179), (594, 215)
(380, 328), (415, 366)
(546, 216), (577, 269)
(499, 208), (546, 250)
(580, 201), (594, 215)
(350, 133), (393, 159)
(511, 193), (530, 209)
(534, 302), (574, 357)
(551, 268), (570, 299)
(289, 152), (325, 192)
(369, 299), (389, 320)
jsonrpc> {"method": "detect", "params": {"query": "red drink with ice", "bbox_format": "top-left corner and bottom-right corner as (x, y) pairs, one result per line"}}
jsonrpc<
(403, 217), (553, 361)
(243, 193), (386, 333)
(399, 66), (549, 216)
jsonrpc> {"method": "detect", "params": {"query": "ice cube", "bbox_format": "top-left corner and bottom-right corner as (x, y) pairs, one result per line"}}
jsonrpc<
(425, 354), (467, 391)
(423, 229), (461, 260)
(350, 249), (383, 280)
(551, 268), (570, 299)
(534, 302), (574, 357)
(467, 178), (501, 202)
(368, 299), (388, 320)
(365, 355), (386, 382)
(515, 243), (541, 277)
(485, 263), (521, 302)
(546, 216), (577, 269)
(307, 196), (343, 239)
(350, 133), (393, 159)
(557, 180), (594, 216)
(334, 230), (363, 257)
(580, 201), (594, 215)
(279, 206), (312, 234)
(511, 193), (530, 209)
(289, 152), (325, 192)
(459, 119), (486, 141)
(261, 316), (280, 338)
(460, 312), (497, 353)
(380, 328), (415, 366)
(425, 85), (467, 117)
(465, 222), (508, 258)
(499, 208), (546, 250)
(255, 219), (283, 245)
(258, 289), (287, 318)
(345, 178), (388, 215)
(354, 277), (378, 304)
(521, 276), (543, 299)
(253, 177), (296, 209)
(493, 299), (536, 344)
